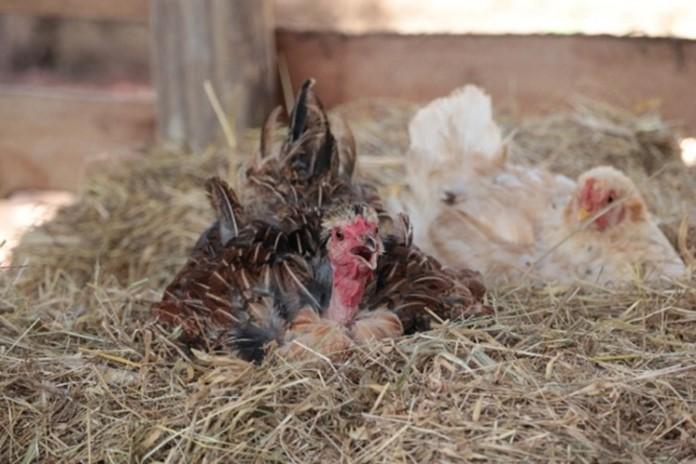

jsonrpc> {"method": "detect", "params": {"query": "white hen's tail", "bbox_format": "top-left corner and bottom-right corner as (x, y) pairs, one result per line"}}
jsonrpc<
(389, 85), (506, 249)
(387, 85), (504, 250)
(406, 85), (505, 185)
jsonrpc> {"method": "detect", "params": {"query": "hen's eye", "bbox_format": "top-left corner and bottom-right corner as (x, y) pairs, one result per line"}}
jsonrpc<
(607, 195), (614, 204)
(335, 230), (344, 241)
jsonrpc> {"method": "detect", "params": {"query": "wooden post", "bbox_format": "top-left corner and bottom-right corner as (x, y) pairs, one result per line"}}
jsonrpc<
(150, 0), (275, 153)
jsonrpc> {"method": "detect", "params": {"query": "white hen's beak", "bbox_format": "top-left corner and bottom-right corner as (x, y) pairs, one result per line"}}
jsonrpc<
(577, 207), (590, 222)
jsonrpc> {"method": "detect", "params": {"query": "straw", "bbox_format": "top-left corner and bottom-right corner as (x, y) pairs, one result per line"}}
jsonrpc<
(2, 96), (695, 463)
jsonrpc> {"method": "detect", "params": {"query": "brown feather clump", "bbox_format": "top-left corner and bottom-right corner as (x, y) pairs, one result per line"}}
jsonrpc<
(2, 96), (696, 463)
(153, 80), (487, 362)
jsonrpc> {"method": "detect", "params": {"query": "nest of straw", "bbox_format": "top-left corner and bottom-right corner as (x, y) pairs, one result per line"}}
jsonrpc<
(2, 98), (695, 463)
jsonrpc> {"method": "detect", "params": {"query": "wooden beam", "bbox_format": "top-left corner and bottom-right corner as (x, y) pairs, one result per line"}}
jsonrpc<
(149, 0), (276, 153)
(3, 32), (695, 194)
(0, 0), (148, 21)
(0, 85), (155, 195)
(277, 32), (696, 135)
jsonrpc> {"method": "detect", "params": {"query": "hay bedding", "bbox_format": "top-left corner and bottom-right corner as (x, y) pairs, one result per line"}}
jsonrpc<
(2, 98), (696, 463)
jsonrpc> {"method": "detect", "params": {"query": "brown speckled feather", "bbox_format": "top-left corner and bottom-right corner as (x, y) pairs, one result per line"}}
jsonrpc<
(153, 79), (376, 361)
(367, 214), (488, 334)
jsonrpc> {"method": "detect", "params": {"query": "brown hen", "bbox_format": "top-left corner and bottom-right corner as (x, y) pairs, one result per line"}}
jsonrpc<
(154, 79), (487, 362)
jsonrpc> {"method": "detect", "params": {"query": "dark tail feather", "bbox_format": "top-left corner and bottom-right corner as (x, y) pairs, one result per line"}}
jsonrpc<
(381, 212), (414, 248)
(398, 213), (414, 247)
(284, 78), (337, 180)
(205, 177), (244, 245)
(289, 78), (316, 142)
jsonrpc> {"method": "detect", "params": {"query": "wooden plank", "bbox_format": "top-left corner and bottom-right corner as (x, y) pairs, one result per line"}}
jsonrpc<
(0, 0), (148, 21)
(0, 85), (155, 195)
(150, 0), (276, 152)
(277, 32), (696, 135)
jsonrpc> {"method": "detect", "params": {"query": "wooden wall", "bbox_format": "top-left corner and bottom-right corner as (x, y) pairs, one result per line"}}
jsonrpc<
(1, 3), (695, 194)
(278, 31), (696, 133)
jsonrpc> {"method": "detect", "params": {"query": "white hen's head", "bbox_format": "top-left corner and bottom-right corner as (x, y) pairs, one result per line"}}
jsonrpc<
(567, 166), (648, 232)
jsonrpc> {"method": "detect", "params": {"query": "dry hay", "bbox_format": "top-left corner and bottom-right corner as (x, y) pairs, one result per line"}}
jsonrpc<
(2, 98), (696, 463)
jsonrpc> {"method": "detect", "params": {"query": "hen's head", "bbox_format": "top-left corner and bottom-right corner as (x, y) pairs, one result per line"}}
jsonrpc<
(323, 203), (383, 273)
(570, 166), (647, 232)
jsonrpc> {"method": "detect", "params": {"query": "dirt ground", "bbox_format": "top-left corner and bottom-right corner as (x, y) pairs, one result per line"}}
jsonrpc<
(0, 190), (74, 265)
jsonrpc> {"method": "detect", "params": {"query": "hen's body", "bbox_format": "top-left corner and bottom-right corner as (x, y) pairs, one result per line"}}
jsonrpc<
(388, 85), (687, 286)
(154, 80), (486, 362)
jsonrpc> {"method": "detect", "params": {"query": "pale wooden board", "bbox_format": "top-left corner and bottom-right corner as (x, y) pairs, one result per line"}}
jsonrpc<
(277, 32), (696, 135)
(0, 86), (155, 195)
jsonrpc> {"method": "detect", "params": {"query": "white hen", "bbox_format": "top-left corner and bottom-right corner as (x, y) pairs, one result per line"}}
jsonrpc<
(388, 85), (687, 286)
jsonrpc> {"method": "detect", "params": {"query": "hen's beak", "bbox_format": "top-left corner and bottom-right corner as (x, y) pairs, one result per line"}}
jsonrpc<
(351, 235), (381, 270)
(577, 207), (590, 222)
